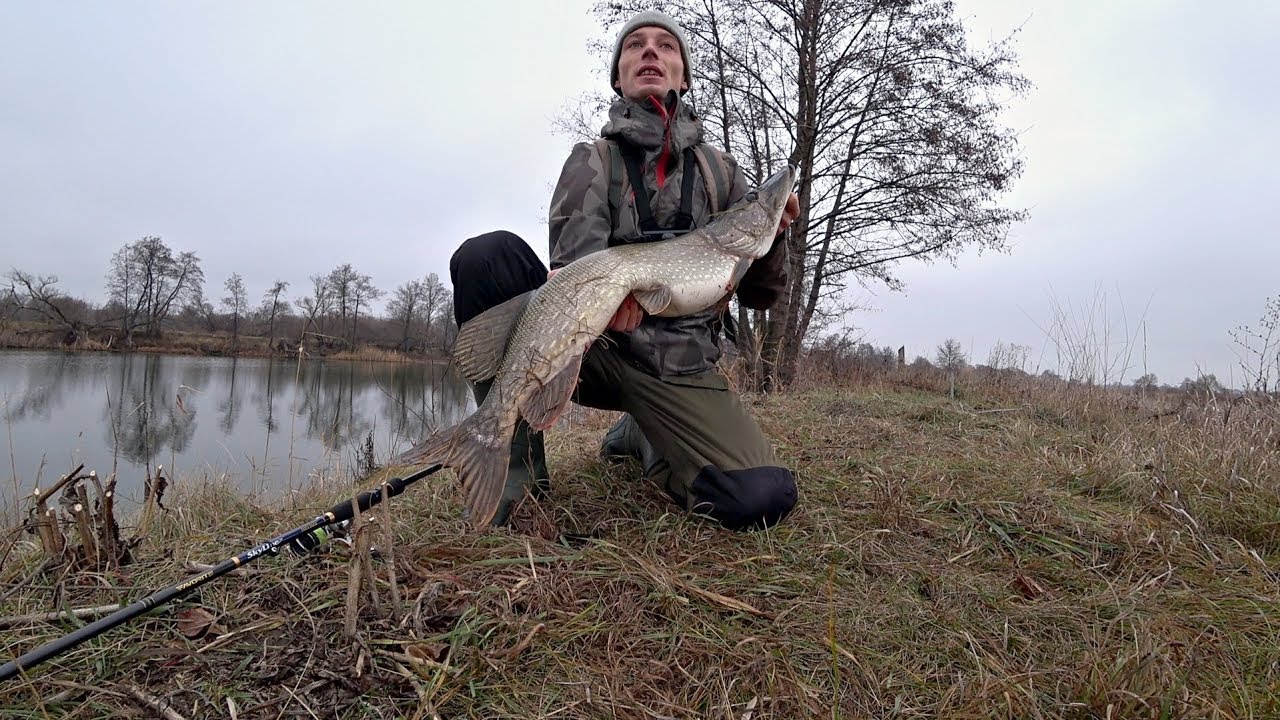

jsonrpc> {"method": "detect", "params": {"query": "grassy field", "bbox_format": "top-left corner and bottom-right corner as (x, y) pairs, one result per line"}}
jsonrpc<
(1, 367), (1278, 718)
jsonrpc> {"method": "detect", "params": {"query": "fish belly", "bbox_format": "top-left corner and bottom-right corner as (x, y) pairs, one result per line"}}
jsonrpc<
(641, 246), (738, 317)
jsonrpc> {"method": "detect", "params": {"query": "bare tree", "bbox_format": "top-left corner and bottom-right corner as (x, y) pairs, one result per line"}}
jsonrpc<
(297, 273), (333, 340)
(575, 0), (1027, 390)
(184, 284), (218, 332)
(349, 273), (382, 346)
(221, 272), (248, 349)
(105, 236), (204, 344)
(0, 282), (17, 329)
(5, 270), (90, 340)
(322, 263), (381, 346)
(259, 280), (291, 345)
(439, 296), (459, 352)
(935, 337), (966, 399)
(387, 278), (425, 350)
(420, 272), (446, 349)
(326, 264), (359, 344)
(388, 272), (448, 352)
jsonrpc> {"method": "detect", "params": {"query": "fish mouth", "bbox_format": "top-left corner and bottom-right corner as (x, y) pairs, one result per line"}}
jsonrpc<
(749, 164), (797, 223)
(757, 164), (797, 198)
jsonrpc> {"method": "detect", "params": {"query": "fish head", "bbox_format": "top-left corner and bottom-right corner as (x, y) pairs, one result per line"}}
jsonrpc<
(751, 163), (797, 241)
(706, 164), (797, 259)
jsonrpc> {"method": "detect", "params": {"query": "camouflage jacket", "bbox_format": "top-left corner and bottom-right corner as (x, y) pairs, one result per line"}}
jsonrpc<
(548, 93), (788, 379)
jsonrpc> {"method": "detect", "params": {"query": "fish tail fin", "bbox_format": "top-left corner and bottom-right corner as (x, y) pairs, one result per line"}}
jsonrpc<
(393, 404), (511, 529)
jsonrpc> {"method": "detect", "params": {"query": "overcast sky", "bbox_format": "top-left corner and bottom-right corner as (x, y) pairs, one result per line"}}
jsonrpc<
(2, 1), (1276, 388)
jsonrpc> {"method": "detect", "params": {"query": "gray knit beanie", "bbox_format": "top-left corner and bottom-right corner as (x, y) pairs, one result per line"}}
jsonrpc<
(609, 10), (693, 97)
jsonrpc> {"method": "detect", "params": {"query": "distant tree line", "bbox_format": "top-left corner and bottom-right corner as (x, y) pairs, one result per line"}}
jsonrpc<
(3, 235), (458, 355)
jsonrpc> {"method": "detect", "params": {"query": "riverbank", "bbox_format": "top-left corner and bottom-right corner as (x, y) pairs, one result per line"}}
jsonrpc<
(0, 322), (440, 364)
(3, 372), (1279, 717)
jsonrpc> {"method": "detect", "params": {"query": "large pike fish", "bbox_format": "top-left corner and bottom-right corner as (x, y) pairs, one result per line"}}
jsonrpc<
(396, 164), (797, 527)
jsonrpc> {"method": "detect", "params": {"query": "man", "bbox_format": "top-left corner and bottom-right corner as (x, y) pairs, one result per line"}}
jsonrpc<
(449, 10), (800, 530)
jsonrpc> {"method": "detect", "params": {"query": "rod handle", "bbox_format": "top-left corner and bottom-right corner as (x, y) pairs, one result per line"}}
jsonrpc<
(324, 464), (442, 523)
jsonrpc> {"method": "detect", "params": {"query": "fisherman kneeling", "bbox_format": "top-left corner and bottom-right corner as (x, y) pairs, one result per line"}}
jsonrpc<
(447, 11), (800, 531)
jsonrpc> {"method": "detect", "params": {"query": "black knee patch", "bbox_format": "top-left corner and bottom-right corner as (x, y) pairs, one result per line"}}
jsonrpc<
(449, 230), (547, 325)
(686, 465), (797, 531)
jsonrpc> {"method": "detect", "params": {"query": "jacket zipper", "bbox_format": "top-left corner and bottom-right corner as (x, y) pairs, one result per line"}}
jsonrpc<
(649, 95), (673, 190)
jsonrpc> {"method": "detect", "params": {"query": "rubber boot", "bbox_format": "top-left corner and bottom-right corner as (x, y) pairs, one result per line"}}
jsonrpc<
(599, 413), (662, 477)
(471, 379), (550, 526)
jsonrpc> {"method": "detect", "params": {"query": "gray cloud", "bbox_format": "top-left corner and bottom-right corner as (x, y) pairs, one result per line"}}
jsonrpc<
(2, 1), (1276, 387)
(856, 0), (1279, 387)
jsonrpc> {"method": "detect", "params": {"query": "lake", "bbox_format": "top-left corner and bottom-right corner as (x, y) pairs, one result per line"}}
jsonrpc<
(0, 350), (474, 511)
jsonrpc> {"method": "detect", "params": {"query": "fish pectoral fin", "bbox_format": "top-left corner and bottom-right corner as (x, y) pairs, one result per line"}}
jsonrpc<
(453, 289), (535, 382)
(632, 285), (673, 315)
(521, 353), (583, 432)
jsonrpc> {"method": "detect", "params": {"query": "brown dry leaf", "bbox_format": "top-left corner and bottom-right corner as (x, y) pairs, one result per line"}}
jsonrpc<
(1012, 572), (1046, 600)
(175, 607), (220, 639)
(406, 642), (449, 662)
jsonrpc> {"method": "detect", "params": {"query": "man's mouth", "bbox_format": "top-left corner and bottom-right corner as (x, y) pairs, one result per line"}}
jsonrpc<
(637, 66), (663, 79)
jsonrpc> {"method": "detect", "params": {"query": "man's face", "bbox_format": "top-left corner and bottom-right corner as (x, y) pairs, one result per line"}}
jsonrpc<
(614, 26), (686, 102)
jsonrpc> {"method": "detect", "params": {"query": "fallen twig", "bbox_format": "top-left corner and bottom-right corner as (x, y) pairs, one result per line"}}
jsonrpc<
(0, 603), (123, 629)
(121, 683), (189, 720)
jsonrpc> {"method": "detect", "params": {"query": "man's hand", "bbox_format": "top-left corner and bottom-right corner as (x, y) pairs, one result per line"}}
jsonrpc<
(609, 294), (645, 332)
(550, 268), (644, 333)
(777, 192), (800, 236)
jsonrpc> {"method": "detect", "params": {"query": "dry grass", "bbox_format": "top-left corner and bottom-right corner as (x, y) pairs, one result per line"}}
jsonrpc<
(2, 370), (1279, 718)
(325, 347), (417, 364)
(0, 324), (429, 364)
(0, 328), (110, 352)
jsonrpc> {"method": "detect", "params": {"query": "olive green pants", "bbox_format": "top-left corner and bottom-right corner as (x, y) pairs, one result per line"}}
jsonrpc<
(574, 344), (769, 491)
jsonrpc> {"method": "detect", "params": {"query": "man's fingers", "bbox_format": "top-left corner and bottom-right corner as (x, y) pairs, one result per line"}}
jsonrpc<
(608, 295), (644, 332)
(777, 192), (800, 234)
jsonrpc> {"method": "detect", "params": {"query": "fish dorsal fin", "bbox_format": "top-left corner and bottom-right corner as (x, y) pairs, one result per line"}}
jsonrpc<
(521, 352), (583, 432)
(632, 285), (672, 315)
(452, 290), (534, 382)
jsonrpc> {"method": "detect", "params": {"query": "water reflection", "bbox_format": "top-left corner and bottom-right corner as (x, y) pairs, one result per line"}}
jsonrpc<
(0, 351), (473, 506)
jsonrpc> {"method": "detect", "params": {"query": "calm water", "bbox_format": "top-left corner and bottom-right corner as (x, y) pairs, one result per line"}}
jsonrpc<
(0, 350), (473, 509)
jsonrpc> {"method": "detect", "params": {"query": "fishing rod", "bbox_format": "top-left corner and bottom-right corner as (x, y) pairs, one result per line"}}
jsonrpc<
(0, 463), (443, 684)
